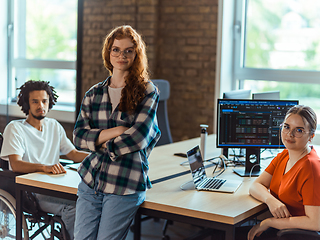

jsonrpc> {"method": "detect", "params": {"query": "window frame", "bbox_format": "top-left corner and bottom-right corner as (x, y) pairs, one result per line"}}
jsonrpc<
(215, 0), (320, 133)
(233, 0), (320, 88)
(3, 0), (78, 123)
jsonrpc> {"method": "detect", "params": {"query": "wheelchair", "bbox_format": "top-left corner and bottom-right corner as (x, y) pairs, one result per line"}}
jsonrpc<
(0, 133), (70, 240)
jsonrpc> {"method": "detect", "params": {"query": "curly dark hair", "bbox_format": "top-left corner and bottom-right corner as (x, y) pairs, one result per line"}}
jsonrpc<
(102, 25), (149, 113)
(17, 80), (58, 115)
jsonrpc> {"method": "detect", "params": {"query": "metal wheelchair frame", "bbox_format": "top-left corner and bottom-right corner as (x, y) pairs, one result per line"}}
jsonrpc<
(0, 133), (70, 240)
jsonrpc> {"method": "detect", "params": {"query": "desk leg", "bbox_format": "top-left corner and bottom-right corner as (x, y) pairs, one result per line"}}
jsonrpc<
(16, 186), (22, 240)
(224, 226), (235, 240)
(133, 211), (141, 240)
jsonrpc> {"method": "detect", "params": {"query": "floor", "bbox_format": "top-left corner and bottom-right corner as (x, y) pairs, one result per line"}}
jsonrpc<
(28, 216), (257, 240)
(125, 218), (218, 240)
(125, 219), (258, 240)
(28, 218), (216, 240)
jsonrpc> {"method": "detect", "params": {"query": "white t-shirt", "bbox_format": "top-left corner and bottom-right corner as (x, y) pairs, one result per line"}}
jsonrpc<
(0, 118), (75, 167)
(108, 86), (123, 112)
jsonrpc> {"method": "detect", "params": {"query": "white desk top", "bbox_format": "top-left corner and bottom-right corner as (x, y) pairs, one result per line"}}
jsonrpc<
(16, 169), (80, 195)
(142, 167), (264, 225)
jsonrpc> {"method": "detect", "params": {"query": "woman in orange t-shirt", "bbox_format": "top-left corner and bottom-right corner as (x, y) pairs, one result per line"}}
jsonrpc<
(248, 105), (320, 240)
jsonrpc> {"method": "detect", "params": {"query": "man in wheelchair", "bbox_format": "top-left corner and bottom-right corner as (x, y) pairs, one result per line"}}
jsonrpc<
(0, 80), (89, 239)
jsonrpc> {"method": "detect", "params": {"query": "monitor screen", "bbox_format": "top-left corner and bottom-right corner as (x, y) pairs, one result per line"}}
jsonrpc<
(223, 89), (251, 99)
(216, 99), (299, 177)
(217, 99), (299, 149)
(252, 91), (280, 100)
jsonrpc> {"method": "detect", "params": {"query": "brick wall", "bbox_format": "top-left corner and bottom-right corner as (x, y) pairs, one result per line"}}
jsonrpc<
(80, 0), (218, 142)
(155, 0), (217, 140)
(0, 1), (218, 144)
(80, 0), (158, 97)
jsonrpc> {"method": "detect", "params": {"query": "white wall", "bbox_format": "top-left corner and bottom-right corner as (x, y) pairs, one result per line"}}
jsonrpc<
(214, 0), (235, 133)
(0, 1), (8, 110)
(215, 0), (235, 99)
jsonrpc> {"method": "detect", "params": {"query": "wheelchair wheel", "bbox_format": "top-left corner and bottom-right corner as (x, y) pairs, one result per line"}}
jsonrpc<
(0, 189), (28, 240)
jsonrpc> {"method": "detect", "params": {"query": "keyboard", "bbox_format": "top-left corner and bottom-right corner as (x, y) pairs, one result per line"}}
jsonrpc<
(198, 178), (226, 190)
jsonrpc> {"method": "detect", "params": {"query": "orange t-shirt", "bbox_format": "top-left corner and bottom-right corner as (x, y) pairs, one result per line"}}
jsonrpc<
(265, 147), (320, 216)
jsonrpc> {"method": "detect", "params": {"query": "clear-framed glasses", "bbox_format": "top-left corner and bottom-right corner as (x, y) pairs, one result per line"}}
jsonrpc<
(109, 47), (135, 58)
(280, 124), (309, 138)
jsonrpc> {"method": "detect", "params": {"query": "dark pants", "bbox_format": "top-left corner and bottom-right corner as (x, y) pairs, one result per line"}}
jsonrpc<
(235, 226), (278, 240)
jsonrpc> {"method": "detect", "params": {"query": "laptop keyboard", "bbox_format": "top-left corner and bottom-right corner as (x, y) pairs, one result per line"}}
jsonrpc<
(199, 178), (226, 190)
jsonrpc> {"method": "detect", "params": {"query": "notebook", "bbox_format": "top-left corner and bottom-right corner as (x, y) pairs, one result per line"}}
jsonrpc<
(67, 162), (81, 171)
(186, 146), (242, 193)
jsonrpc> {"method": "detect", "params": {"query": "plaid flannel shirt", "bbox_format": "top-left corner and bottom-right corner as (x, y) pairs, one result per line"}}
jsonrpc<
(73, 77), (161, 195)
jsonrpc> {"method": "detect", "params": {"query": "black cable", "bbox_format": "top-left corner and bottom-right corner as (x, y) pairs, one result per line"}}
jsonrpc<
(211, 156), (226, 178)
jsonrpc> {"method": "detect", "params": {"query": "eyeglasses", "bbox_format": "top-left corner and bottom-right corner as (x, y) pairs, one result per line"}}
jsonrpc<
(109, 47), (135, 58)
(280, 124), (309, 138)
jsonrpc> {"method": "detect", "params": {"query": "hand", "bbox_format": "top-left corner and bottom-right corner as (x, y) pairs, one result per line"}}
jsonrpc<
(266, 197), (291, 218)
(101, 142), (107, 148)
(247, 219), (270, 240)
(100, 126), (129, 148)
(96, 126), (130, 147)
(43, 163), (66, 174)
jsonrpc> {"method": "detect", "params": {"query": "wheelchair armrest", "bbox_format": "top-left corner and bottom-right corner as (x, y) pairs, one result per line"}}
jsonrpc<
(0, 158), (9, 170)
(0, 169), (24, 179)
(0, 169), (25, 198)
(277, 229), (320, 239)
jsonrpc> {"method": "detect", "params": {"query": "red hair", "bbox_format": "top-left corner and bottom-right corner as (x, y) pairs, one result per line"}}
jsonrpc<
(102, 25), (149, 113)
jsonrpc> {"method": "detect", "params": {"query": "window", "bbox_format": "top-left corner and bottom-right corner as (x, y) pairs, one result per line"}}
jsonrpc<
(5, 0), (77, 112)
(231, 0), (320, 120)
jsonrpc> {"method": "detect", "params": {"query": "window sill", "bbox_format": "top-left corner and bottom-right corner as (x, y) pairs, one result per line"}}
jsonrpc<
(0, 103), (76, 123)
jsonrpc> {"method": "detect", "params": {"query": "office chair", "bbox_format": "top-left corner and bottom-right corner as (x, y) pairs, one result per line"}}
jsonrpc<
(277, 228), (320, 240)
(153, 79), (173, 146)
(0, 132), (70, 240)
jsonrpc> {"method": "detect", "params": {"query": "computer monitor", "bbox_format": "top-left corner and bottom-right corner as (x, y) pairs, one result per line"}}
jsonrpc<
(252, 91), (280, 100)
(216, 99), (299, 177)
(223, 89), (251, 99)
(222, 89), (252, 157)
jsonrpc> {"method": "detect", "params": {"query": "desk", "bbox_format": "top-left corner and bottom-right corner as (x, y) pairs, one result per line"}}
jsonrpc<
(133, 135), (267, 240)
(15, 169), (80, 240)
(15, 135), (267, 240)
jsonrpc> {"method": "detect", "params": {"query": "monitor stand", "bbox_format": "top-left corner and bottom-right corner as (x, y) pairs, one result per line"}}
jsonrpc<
(233, 148), (262, 177)
(222, 147), (229, 158)
(222, 148), (245, 159)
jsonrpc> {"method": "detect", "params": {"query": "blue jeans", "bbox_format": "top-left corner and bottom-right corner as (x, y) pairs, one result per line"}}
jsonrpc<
(74, 180), (146, 240)
(35, 194), (76, 239)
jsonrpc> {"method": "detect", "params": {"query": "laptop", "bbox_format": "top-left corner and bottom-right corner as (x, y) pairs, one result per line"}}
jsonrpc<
(186, 146), (242, 193)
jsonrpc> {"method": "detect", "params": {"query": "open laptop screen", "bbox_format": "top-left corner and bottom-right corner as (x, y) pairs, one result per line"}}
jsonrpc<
(187, 146), (207, 186)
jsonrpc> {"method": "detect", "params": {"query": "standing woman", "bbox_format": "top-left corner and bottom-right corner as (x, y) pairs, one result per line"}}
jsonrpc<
(248, 105), (320, 240)
(73, 25), (161, 240)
